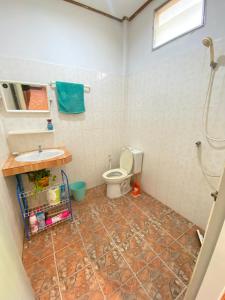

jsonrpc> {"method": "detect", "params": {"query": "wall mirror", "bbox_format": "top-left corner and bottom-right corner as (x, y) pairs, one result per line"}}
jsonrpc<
(0, 81), (50, 112)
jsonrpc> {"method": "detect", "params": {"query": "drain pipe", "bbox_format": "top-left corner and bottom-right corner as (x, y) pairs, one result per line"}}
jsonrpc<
(108, 154), (112, 170)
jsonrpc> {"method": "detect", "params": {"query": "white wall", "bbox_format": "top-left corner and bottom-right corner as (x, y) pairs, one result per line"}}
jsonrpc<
(0, 1), (124, 298)
(125, 0), (225, 229)
(0, 0), (123, 74)
(0, 118), (34, 299)
(196, 221), (225, 299)
(0, 56), (124, 188)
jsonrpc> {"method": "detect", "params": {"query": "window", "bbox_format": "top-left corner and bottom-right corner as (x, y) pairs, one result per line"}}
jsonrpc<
(153, 0), (205, 49)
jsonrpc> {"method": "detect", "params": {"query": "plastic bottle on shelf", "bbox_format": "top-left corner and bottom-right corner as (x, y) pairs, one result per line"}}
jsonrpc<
(60, 184), (66, 201)
(47, 186), (60, 205)
(36, 210), (46, 230)
(29, 211), (38, 234)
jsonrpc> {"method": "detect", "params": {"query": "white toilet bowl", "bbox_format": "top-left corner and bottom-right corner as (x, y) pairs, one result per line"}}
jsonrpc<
(102, 148), (143, 199)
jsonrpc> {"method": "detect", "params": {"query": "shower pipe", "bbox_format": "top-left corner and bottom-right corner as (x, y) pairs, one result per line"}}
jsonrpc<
(202, 37), (225, 143)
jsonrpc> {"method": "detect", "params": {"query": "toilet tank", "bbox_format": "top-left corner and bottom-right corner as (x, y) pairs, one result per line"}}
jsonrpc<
(130, 148), (144, 174)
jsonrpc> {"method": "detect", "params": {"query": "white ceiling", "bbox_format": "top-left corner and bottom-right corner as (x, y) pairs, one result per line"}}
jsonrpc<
(76, 0), (147, 19)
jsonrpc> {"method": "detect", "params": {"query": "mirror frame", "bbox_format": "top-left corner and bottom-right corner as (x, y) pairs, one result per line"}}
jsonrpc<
(0, 80), (50, 113)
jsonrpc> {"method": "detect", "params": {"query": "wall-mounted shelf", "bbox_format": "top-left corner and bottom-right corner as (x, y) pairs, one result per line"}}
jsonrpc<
(8, 129), (55, 136)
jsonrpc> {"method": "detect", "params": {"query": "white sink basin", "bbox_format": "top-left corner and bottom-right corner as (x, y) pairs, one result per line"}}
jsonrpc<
(15, 149), (64, 162)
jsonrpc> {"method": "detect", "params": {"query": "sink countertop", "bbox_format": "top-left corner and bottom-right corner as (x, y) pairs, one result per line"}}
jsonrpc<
(2, 147), (72, 177)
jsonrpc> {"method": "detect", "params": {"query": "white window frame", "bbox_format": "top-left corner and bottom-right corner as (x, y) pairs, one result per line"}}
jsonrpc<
(153, 0), (206, 50)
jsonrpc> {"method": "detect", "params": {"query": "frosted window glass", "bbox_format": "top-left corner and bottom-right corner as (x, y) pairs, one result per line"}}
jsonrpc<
(153, 0), (205, 49)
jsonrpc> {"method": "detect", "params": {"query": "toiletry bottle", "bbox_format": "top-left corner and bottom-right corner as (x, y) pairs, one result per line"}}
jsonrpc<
(60, 184), (66, 201)
(29, 211), (38, 234)
(36, 210), (46, 230)
(47, 119), (53, 130)
(47, 187), (60, 205)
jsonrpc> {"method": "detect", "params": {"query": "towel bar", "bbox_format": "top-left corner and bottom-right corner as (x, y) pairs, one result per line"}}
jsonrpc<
(50, 81), (90, 93)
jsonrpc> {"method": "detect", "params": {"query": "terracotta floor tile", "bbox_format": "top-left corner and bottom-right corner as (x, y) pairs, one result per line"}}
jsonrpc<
(93, 248), (133, 296)
(60, 264), (104, 299)
(137, 257), (184, 299)
(81, 225), (109, 244)
(100, 210), (123, 228)
(160, 242), (196, 284)
(149, 199), (173, 219)
(128, 213), (153, 235)
(23, 231), (53, 268)
(23, 190), (198, 299)
(37, 285), (60, 300)
(177, 225), (203, 258)
(109, 219), (135, 246)
(122, 234), (156, 273)
(176, 288), (187, 300)
(76, 211), (103, 232)
(52, 221), (80, 252)
(86, 184), (106, 200)
(55, 239), (90, 280)
(130, 193), (157, 210)
(26, 255), (58, 296)
(143, 223), (175, 255)
(109, 276), (149, 300)
(162, 211), (193, 239)
(120, 202), (144, 221)
(85, 236), (114, 263)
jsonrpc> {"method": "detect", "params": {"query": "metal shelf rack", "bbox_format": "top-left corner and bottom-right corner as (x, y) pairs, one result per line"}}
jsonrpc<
(16, 169), (73, 240)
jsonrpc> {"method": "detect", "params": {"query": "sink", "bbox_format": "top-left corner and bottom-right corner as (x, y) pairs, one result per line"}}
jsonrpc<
(15, 149), (64, 162)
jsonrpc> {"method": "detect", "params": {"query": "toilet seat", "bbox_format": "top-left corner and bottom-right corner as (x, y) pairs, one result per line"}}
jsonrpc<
(102, 168), (128, 183)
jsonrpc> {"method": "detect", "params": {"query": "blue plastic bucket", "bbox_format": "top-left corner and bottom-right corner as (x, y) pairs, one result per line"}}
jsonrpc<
(70, 181), (86, 201)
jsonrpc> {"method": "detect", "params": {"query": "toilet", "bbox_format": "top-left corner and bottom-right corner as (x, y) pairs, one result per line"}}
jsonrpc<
(102, 147), (143, 199)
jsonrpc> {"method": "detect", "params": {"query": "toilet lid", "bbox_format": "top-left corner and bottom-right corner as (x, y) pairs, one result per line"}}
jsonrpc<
(120, 149), (133, 174)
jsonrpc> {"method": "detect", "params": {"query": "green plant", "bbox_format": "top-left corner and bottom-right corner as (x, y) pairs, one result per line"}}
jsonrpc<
(27, 169), (57, 195)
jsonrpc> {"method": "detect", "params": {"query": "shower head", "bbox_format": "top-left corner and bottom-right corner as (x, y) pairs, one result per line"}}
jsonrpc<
(202, 36), (213, 48)
(202, 36), (217, 69)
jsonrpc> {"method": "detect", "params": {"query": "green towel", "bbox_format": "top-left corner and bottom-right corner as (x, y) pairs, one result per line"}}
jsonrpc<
(56, 81), (85, 114)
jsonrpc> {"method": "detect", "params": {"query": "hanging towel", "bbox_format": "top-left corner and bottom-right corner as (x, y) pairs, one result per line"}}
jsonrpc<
(56, 81), (85, 114)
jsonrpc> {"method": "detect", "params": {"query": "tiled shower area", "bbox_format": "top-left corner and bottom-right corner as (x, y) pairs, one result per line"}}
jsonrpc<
(23, 186), (202, 299)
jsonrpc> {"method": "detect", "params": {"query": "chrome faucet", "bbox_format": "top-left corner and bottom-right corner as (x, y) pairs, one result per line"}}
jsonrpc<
(38, 145), (43, 153)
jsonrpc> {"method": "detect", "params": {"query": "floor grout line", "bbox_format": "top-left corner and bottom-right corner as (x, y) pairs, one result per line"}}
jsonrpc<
(51, 231), (63, 300)
(97, 212), (151, 299)
(74, 218), (106, 299)
(76, 198), (195, 297)
(23, 189), (199, 299)
(123, 194), (197, 253)
(174, 286), (187, 300)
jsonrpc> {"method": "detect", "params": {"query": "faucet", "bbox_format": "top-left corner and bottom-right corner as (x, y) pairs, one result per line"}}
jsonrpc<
(38, 145), (43, 153)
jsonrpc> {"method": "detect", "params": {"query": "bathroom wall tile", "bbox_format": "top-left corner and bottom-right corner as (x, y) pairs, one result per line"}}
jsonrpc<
(125, 39), (225, 228)
(137, 257), (184, 300)
(0, 56), (125, 191)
